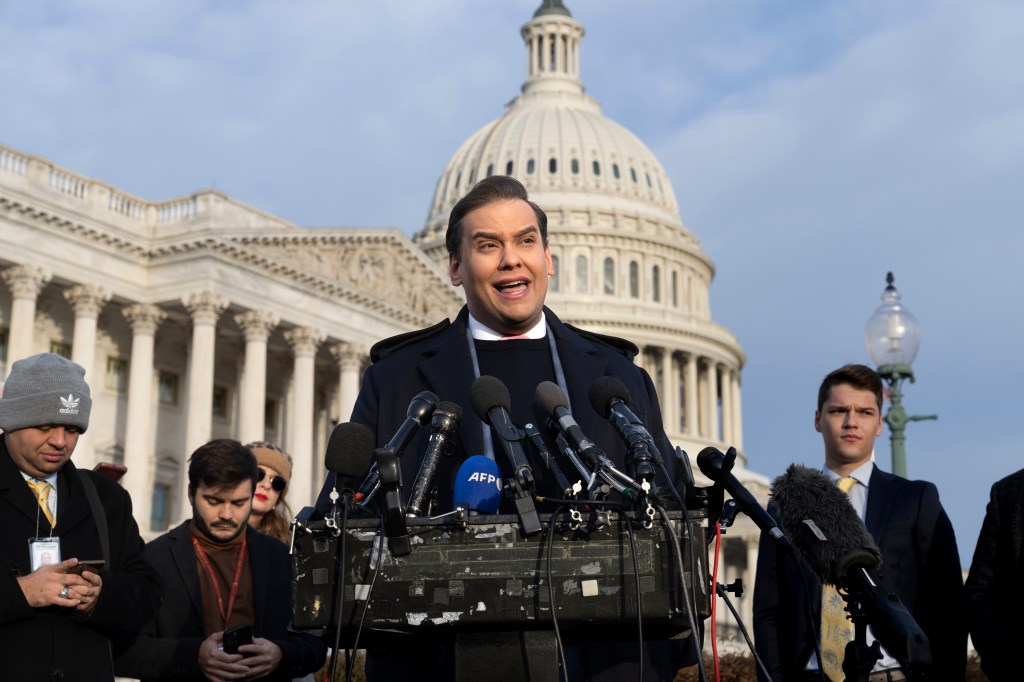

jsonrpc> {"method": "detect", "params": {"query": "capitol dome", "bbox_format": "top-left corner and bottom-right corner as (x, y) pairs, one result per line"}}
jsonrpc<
(413, 0), (749, 465)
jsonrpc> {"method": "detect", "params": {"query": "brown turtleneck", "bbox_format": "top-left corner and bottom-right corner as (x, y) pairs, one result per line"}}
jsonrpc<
(189, 520), (256, 635)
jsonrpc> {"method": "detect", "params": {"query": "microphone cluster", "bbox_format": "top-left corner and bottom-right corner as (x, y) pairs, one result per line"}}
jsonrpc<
(322, 375), (680, 554)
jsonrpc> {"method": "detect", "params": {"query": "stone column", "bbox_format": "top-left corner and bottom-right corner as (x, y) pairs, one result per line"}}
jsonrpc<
(62, 285), (111, 468)
(331, 342), (365, 423)
(121, 304), (166, 534)
(705, 361), (719, 442)
(2, 265), (51, 364)
(721, 367), (733, 445)
(744, 535), (759, 628)
(684, 353), (699, 437)
(181, 292), (227, 516)
(285, 327), (324, 508)
(731, 371), (744, 450)
(659, 349), (677, 436)
(234, 310), (278, 443)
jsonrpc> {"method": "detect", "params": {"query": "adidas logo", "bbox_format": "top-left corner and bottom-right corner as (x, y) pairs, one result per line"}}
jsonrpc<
(59, 394), (80, 415)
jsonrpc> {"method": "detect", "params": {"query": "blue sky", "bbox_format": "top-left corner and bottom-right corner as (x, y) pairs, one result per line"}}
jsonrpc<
(2, 0), (1022, 565)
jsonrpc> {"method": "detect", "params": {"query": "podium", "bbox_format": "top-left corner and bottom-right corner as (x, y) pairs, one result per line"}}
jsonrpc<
(292, 509), (710, 645)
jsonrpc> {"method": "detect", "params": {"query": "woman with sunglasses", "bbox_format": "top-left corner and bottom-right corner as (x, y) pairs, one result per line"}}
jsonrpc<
(245, 441), (293, 544)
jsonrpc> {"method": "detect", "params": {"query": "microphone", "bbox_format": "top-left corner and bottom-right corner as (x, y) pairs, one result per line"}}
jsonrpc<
(354, 390), (439, 505)
(469, 376), (541, 536)
(324, 422), (376, 478)
(406, 401), (462, 517)
(452, 455), (503, 515)
(771, 465), (931, 673)
(534, 381), (616, 477)
(588, 376), (659, 485)
(696, 446), (795, 556)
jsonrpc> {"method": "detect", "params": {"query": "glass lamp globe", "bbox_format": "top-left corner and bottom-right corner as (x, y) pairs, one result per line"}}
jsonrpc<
(865, 272), (920, 369)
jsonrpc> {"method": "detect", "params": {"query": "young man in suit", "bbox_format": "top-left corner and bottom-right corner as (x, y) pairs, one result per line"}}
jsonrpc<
(753, 364), (966, 682)
(115, 439), (325, 681)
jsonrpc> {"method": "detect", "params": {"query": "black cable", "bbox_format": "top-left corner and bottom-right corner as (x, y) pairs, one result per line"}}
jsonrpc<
(714, 583), (772, 681)
(545, 506), (570, 681)
(615, 509), (645, 682)
(327, 496), (351, 682)
(346, 515), (388, 682)
(656, 505), (707, 682)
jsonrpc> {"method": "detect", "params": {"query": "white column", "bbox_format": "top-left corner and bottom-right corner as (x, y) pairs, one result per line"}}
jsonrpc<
(721, 367), (733, 445)
(684, 353), (698, 437)
(121, 304), (166, 534)
(704, 361), (719, 442)
(285, 327), (324, 508)
(659, 349), (677, 436)
(234, 310), (278, 443)
(181, 291), (227, 516)
(2, 265), (51, 364)
(744, 535), (759, 628)
(331, 342), (365, 423)
(63, 285), (111, 468)
(732, 371), (744, 450)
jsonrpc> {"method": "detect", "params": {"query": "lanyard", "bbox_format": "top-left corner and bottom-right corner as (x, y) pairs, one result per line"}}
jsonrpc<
(192, 531), (248, 627)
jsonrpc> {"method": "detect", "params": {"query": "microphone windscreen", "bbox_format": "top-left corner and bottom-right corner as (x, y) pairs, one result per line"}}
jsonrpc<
(324, 422), (375, 477)
(534, 380), (568, 417)
(452, 455), (503, 514)
(696, 446), (727, 482)
(588, 376), (630, 419)
(470, 375), (510, 421)
(771, 464), (881, 584)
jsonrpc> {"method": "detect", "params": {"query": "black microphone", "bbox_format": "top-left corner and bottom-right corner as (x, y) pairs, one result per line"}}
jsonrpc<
(534, 381), (616, 475)
(696, 446), (795, 556)
(354, 390), (439, 505)
(588, 376), (659, 485)
(771, 465), (931, 673)
(470, 376), (541, 536)
(406, 401), (462, 517)
(324, 422), (376, 478)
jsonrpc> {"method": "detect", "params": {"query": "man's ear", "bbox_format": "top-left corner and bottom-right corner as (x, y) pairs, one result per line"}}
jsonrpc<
(813, 411), (822, 433)
(449, 252), (462, 287)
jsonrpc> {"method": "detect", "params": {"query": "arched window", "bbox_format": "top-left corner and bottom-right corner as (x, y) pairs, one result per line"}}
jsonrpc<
(527, 159), (535, 174)
(629, 261), (639, 298)
(571, 159), (580, 174)
(671, 271), (679, 308)
(486, 163), (494, 177)
(576, 255), (588, 294)
(630, 168), (638, 183)
(612, 163), (621, 179)
(603, 258), (615, 295)
(592, 160), (601, 176)
(506, 160), (514, 175)
(550, 255), (560, 292)
(652, 265), (661, 302)
(549, 158), (557, 174)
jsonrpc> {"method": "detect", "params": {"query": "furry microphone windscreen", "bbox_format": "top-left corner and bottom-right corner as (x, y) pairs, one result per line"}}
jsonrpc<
(770, 464), (881, 585)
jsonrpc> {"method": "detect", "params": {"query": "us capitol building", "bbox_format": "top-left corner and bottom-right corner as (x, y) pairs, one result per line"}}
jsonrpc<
(0, 1), (768, 634)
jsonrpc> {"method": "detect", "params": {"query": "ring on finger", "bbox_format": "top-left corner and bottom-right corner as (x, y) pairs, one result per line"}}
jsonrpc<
(59, 586), (70, 600)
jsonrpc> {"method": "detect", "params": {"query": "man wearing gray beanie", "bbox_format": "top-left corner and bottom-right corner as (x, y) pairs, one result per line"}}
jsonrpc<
(0, 352), (162, 681)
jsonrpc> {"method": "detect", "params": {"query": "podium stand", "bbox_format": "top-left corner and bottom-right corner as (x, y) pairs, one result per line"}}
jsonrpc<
(293, 510), (710, 645)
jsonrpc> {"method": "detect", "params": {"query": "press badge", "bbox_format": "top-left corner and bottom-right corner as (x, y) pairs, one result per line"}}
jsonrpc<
(29, 538), (61, 571)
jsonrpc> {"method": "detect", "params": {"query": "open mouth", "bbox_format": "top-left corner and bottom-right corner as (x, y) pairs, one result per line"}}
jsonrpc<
(495, 280), (528, 295)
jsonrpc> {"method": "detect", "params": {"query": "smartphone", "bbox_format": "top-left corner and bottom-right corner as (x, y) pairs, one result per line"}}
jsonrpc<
(222, 623), (253, 655)
(66, 559), (105, 575)
(93, 462), (127, 482)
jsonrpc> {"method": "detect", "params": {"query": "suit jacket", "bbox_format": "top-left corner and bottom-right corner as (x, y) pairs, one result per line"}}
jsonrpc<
(113, 522), (325, 681)
(0, 437), (163, 682)
(753, 464), (966, 682)
(964, 467), (1024, 681)
(317, 305), (681, 511)
(315, 306), (692, 682)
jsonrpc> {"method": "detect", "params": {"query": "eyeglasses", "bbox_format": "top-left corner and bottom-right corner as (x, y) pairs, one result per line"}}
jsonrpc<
(257, 468), (287, 492)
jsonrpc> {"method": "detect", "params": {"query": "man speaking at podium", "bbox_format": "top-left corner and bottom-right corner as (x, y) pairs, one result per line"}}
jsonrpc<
(316, 175), (693, 681)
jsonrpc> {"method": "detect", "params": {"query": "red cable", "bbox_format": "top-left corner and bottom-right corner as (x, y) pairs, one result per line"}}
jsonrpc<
(710, 522), (722, 682)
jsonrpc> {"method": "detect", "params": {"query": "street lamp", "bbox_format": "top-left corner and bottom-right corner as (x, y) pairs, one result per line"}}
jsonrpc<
(864, 272), (937, 478)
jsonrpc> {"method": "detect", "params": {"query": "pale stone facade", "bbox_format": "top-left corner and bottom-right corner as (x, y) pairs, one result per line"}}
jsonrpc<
(0, 0), (768, 639)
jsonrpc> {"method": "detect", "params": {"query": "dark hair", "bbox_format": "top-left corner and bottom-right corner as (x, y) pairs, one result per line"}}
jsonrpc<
(445, 175), (548, 258)
(188, 439), (259, 495)
(817, 364), (884, 412)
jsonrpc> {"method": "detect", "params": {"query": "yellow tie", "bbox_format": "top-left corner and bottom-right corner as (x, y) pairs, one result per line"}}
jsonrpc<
(820, 476), (857, 682)
(26, 478), (56, 527)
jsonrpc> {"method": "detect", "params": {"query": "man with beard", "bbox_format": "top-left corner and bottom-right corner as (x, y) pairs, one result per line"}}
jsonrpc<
(115, 439), (325, 682)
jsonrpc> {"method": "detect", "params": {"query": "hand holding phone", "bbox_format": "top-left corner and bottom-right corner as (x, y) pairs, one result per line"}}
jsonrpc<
(221, 623), (253, 655)
(66, 559), (105, 575)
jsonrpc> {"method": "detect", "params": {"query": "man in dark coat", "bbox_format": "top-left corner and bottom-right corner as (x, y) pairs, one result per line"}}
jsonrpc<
(0, 352), (162, 681)
(753, 364), (966, 682)
(316, 176), (696, 681)
(964, 467), (1024, 681)
(115, 439), (325, 681)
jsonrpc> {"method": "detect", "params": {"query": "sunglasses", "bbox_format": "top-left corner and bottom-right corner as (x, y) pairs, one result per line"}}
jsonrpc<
(257, 468), (287, 492)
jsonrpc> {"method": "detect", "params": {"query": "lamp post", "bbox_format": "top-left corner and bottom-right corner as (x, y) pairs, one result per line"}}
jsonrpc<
(864, 272), (937, 478)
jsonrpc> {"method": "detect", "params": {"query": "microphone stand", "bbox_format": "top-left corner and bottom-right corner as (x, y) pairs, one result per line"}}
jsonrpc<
(327, 489), (354, 682)
(841, 593), (881, 682)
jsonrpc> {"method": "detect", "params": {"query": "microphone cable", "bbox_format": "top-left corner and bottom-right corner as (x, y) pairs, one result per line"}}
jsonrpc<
(345, 514), (388, 682)
(327, 494), (352, 682)
(655, 504), (708, 682)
